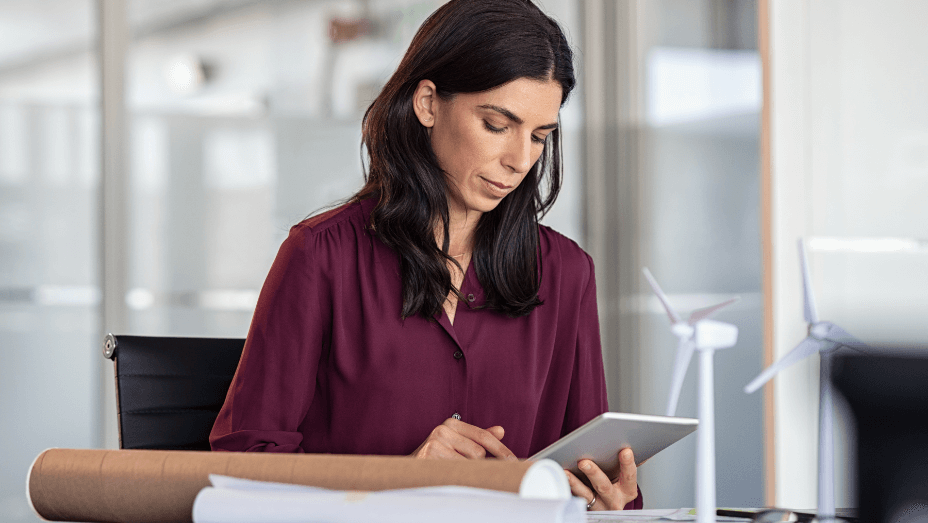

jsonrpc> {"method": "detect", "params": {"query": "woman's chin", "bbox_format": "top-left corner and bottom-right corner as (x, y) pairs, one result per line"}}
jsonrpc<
(449, 192), (505, 215)
(468, 197), (505, 214)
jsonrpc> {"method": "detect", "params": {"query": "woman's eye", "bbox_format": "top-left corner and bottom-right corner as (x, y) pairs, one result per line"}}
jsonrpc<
(484, 121), (505, 134)
(531, 134), (546, 144)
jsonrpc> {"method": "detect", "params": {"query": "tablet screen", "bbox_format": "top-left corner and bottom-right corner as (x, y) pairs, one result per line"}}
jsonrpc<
(530, 412), (698, 477)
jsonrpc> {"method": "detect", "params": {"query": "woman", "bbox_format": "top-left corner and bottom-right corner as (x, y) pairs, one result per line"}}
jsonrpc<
(210, 0), (641, 511)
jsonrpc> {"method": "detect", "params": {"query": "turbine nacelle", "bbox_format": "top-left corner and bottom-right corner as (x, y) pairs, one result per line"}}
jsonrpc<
(689, 320), (738, 351)
(810, 322), (831, 339)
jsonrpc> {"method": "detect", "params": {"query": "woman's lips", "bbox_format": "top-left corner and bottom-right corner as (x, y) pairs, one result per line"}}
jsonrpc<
(481, 177), (513, 197)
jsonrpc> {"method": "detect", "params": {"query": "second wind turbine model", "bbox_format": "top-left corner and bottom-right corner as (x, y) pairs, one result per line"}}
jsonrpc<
(744, 239), (871, 521)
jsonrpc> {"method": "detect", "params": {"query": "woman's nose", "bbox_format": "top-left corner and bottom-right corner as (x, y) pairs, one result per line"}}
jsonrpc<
(503, 133), (534, 174)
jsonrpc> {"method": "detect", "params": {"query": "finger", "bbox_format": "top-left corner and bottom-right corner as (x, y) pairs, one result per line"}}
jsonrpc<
(451, 437), (491, 459)
(430, 423), (489, 459)
(486, 425), (505, 440)
(450, 421), (517, 460)
(414, 439), (468, 460)
(444, 425), (495, 459)
(616, 448), (638, 498)
(564, 470), (596, 506)
(484, 426), (516, 460)
(579, 459), (619, 509)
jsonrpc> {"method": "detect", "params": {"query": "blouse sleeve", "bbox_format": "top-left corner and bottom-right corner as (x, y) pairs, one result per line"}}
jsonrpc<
(210, 226), (329, 452)
(562, 253), (644, 510)
(560, 253), (609, 436)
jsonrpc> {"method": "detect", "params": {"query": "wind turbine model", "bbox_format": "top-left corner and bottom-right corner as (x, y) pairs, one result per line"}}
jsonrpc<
(642, 268), (739, 523)
(744, 239), (870, 522)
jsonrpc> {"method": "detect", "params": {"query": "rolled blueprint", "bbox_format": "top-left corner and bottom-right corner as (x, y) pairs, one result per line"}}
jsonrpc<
(192, 475), (585, 523)
(27, 448), (570, 523)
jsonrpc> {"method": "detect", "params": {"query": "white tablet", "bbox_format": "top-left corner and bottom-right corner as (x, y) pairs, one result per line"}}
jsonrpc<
(530, 412), (698, 477)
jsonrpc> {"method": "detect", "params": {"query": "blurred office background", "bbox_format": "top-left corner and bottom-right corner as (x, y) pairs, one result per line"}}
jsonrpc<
(1, 1), (926, 521)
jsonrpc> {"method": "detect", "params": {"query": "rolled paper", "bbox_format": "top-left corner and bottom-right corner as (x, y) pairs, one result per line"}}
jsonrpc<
(27, 449), (567, 523)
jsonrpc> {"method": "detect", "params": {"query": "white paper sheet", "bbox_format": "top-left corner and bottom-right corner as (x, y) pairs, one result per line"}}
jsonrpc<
(193, 475), (587, 523)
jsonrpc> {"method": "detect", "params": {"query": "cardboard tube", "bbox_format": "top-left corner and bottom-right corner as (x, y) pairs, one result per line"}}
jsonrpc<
(28, 449), (546, 523)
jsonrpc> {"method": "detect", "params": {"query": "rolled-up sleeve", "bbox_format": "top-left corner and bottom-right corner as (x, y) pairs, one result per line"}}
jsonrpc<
(210, 226), (329, 452)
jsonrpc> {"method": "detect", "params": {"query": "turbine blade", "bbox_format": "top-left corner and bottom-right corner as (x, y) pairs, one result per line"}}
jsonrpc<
(820, 323), (871, 353)
(799, 239), (819, 324)
(642, 267), (682, 324)
(688, 297), (741, 325)
(744, 337), (829, 393)
(666, 338), (696, 417)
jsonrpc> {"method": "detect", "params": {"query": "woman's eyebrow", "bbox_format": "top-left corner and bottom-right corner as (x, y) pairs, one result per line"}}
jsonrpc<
(478, 104), (559, 130)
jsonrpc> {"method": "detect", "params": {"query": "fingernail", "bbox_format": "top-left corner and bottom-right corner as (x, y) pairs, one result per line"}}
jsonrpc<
(507, 455), (518, 462)
(580, 461), (591, 471)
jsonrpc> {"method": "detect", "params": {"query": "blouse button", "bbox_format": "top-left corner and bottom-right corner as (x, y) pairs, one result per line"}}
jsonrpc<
(467, 293), (475, 302)
(453, 350), (464, 360)
(452, 412), (461, 421)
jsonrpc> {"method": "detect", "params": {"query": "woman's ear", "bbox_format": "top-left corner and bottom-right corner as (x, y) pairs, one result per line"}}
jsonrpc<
(412, 79), (437, 128)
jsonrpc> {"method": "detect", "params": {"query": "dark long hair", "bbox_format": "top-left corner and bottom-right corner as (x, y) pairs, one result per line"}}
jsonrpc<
(357, 0), (575, 319)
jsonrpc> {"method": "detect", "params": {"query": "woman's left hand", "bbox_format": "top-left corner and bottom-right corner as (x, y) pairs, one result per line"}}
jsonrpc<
(565, 447), (638, 511)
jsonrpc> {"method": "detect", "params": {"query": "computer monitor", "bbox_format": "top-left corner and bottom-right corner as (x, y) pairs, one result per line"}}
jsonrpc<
(832, 350), (928, 523)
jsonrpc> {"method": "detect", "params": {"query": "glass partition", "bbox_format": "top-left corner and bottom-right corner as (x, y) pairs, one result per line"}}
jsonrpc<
(120, 0), (584, 337)
(0, 2), (99, 521)
(631, 0), (764, 508)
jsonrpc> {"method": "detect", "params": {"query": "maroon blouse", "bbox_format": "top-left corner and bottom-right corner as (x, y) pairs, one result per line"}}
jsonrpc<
(210, 197), (642, 509)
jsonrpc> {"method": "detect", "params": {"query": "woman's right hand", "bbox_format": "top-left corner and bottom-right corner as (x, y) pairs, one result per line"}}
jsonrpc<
(411, 418), (518, 460)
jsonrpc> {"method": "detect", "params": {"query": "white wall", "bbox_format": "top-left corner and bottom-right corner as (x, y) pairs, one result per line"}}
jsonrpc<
(769, 0), (928, 510)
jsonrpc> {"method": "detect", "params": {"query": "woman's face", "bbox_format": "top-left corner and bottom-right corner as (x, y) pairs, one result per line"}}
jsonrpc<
(413, 77), (563, 216)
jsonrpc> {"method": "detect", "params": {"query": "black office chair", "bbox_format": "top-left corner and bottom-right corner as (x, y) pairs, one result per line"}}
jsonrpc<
(103, 334), (245, 450)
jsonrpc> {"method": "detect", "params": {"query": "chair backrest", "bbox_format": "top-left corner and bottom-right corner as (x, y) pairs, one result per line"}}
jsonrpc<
(103, 334), (245, 450)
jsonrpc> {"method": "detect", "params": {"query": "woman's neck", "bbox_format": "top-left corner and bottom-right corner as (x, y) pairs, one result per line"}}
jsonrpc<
(440, 203), (481, 257)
